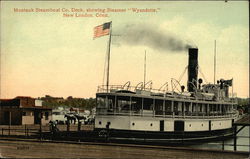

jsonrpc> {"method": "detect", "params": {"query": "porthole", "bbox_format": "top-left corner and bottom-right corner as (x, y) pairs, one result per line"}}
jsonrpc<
(150, 123), (153, 126)
(201, 124), (203, 126)
(219, 123), (221, 125)
(189, 124), (191, 127)
(99, 121), (102, 125)
(132, 123), (135, 126)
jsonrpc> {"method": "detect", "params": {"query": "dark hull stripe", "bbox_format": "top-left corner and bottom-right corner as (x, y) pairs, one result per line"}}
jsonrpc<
(95, 128), (234, 142)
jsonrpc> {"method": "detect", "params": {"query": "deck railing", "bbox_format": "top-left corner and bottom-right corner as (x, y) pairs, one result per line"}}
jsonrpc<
(97, 85), (237, 103)
(97, 85), (168, 95)
(96, 108), (238, 119)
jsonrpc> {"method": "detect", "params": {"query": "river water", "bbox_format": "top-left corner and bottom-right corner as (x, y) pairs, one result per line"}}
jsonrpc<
(190, 127), (249, 152)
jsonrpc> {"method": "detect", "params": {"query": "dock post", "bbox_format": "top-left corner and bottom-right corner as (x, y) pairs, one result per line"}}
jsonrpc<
(182, 131), (184, 144)
(9, 112), (11, 136)
(78, 122), (81, 131)
(233, 125), (237, 151)
(40, 122), (42, 140)
(25, 124), (27, 137)
(67, 121), (70, 134)
(222, 134), (224, 151)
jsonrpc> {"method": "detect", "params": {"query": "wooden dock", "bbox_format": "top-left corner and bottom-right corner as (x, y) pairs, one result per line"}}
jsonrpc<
(232, 114), (250, 151)
(0, 116), (249, 158)
(0, 138), (248, 159)
(234, 114), (250, 126)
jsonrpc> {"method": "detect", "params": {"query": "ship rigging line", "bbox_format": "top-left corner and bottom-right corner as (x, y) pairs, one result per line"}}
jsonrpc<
(198, 65), (208, 84)
(144, 50), (146, 89)
(177, 65), (208, 84)
(177, 66), (188, 83)
(214, 40), (216, 84)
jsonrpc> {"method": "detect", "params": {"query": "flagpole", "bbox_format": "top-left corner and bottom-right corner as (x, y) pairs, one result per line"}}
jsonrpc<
(106, 21), (112, 92)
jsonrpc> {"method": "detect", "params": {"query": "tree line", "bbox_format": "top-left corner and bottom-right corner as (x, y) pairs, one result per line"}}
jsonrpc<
(42, 97), (96, 111)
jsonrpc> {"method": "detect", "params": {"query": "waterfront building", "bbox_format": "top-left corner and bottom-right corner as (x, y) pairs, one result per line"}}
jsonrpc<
(0, 96), (52, 125)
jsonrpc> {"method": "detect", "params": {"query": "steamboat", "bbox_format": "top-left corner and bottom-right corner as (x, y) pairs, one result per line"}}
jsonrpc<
(94, 48), (238, 143)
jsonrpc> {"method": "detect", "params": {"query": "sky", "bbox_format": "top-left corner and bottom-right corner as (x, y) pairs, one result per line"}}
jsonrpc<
(0, 1), (249, 98)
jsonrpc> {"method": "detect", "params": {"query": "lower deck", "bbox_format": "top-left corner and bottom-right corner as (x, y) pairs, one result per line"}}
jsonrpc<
(94, 115), (235, 143)
(95, 115), (235, 132)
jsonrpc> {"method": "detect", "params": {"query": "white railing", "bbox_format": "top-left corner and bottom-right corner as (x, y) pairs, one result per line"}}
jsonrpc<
(97, 85), (168, 94)
(96, 85), (237, 103)
(96, 108), (237, 119)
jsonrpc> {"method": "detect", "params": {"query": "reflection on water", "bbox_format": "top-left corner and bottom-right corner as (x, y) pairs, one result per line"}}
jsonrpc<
(190, 127), (249, 152)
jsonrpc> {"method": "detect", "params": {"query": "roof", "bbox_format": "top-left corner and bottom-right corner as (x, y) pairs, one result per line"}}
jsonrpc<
(0, 97), (46, 108)
(0, 99), (20, 106)
(15, 96), (34, 99)
(0, 99), (15, 100)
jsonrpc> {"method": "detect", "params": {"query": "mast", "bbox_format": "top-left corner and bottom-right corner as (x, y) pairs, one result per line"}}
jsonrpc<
(232, 78), (234, 98)
(106, 21), (112, 92)
(214, 40), (216, 84)
(144, 50), (146, 90)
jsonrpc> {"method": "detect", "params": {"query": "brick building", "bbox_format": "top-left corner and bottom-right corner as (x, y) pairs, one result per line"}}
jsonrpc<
(0, 96), (52, 125)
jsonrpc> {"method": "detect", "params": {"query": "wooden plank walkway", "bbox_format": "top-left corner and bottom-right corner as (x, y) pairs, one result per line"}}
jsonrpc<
(0, 138), (249, 159)
(234, 114), (250, 126)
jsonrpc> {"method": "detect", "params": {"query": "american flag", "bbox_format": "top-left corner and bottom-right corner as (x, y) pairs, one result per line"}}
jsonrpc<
(93, 22), (111, 38)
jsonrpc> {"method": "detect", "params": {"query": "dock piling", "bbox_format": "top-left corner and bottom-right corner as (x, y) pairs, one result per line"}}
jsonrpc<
(222, 134), (225, 151)
(39, 122), (42, 140)
(78, 122), (81, 131)
(233, 125), (237, 151)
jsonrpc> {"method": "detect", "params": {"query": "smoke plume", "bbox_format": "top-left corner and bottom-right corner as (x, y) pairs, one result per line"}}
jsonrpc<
(115, 23), (194, 52)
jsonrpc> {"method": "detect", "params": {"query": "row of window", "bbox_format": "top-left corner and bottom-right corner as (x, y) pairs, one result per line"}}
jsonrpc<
(97, 96), (234, 113)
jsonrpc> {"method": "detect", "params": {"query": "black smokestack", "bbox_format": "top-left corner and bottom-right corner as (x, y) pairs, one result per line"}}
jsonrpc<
(187, 48), (198, 92)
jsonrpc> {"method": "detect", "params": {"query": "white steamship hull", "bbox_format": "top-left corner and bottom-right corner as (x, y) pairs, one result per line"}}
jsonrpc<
(94, 48), (238, 143)
(94, 115), (235, 142)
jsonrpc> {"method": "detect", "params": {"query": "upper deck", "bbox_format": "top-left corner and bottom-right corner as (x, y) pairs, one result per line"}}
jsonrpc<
(96, 84), (238, 119)
(97, 84), (237, 104)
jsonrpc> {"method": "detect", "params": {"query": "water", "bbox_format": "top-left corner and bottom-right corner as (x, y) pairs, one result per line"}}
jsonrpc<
(190, 127), (250, 152)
